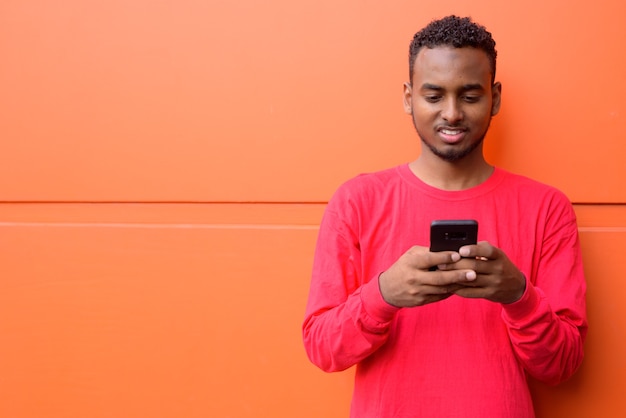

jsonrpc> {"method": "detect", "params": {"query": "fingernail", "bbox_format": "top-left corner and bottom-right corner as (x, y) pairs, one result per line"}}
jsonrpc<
(450, 253), (461, 262)
(466, 271), (476, 281)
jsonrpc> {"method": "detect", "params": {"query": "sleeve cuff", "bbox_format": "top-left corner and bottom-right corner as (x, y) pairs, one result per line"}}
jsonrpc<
(360, 273), (401, 323)
(501, 278), (543, 323)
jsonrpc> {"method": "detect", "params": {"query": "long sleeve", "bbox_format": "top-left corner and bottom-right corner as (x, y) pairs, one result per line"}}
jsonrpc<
(302, 201), (400, 372)
(501, 194), (587, 385)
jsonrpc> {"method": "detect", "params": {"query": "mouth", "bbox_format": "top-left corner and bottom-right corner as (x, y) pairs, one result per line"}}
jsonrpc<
(437, 127), (467, 144)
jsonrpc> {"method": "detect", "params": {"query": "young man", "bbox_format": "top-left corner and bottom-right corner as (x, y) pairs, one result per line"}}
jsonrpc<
(302, 15), (587, 417)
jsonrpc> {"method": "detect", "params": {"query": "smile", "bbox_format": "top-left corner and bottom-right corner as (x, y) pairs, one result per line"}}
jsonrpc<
(440, 128), (465, 135)
(437, 128), (467, 144)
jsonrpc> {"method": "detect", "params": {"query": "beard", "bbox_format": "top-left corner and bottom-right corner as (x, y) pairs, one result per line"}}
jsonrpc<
(418, 131), (486, 162)
(412, 113), (492, 163)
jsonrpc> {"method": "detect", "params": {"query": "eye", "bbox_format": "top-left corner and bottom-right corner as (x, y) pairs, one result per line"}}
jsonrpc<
(462, 95), (481, 103)
(424, 95), (442, 103)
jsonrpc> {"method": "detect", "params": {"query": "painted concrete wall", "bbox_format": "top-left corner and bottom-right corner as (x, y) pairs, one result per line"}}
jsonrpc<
(1, 1), (625, 416)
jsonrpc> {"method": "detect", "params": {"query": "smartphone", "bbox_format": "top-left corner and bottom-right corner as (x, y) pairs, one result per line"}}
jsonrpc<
(429, 220), (478, 252)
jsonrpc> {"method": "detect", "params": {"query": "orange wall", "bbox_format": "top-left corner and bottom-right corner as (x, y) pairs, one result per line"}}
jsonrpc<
(0, 1), (625, 417)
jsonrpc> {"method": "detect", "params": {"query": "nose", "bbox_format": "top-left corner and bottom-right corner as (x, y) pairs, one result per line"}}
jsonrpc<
(441, 98), (463, 123)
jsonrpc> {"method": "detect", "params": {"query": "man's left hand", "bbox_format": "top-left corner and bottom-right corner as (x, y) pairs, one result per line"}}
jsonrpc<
(436, 241), (526, 304)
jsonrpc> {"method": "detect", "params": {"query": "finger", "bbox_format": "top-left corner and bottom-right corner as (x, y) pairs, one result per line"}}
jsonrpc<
(453, 286), (487, 299)
(425, 282), (469, 294)
(404, 246), (460, 270)
(422, 269), (477, 286)
(423, 251), (461, 270)
(441, 256), (489, 273)
(459, 241), (497, 260)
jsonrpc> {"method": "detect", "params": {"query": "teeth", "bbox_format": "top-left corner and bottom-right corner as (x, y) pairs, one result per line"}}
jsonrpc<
(441, 129), (462, 135)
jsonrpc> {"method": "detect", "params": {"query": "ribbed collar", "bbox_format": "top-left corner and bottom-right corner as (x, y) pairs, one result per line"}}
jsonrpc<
(396, 163), (507, 201)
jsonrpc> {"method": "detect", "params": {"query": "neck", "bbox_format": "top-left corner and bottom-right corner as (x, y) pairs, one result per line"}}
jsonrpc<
(408, 153), (493, 191)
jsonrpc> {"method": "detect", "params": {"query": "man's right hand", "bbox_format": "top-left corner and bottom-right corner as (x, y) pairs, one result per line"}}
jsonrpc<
(378, 245), (477, 307)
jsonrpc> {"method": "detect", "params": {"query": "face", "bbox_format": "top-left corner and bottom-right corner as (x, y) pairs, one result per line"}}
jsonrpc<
(403, 46), (501, 162)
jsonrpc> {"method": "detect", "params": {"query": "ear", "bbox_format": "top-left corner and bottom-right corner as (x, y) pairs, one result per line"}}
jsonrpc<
(491, 82), (502, 116)
(403, 82), (413, 115)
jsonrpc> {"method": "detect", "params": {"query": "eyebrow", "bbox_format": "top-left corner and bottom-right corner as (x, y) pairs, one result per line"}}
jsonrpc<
(420, 83), (485, 92)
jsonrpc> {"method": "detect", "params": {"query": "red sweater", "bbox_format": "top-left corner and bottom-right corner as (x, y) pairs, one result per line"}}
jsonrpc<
(303, 165), (587, 418)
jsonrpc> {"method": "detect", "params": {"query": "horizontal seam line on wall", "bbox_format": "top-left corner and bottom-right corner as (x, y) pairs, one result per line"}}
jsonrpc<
(0, 201), (330, 205)
(4, 223), (626, 232)
(0, 201), (625, 205)
(0, 222), (320, 230)
(578, 227), (626, 232)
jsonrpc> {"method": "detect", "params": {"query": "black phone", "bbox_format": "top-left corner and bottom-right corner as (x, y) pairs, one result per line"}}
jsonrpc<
(429, 220), (478, 252)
